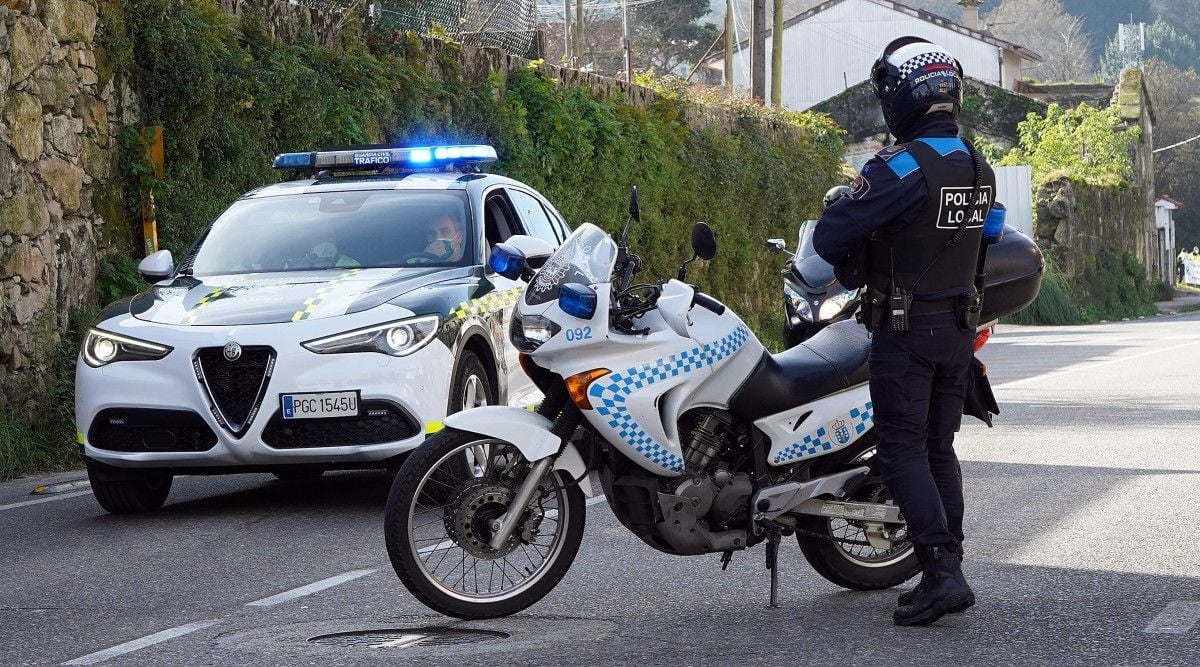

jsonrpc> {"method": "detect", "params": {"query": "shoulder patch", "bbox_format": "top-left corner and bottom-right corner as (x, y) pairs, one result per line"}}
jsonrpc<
(849, 174), (871, 199)
(884, 152), (920, 180)
(876, 145), (908, 162)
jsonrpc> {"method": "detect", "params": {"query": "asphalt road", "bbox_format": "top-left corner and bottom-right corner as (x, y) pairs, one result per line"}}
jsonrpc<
(3, 314), (1200, 666)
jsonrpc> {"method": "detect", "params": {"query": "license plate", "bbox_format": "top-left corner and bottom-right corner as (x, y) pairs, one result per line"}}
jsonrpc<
(281, 391), (359, 420)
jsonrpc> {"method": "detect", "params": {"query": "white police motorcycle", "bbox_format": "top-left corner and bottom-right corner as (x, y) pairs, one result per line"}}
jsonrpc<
(383, 188), (923, 619)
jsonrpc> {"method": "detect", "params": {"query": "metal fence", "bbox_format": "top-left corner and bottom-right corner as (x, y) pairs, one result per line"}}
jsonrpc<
(373, 0), (541, 58)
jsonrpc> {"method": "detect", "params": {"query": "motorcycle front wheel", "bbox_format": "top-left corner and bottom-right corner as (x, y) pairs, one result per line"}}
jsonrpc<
(794, 446), (920, 590)
(384, 428), (585, 619)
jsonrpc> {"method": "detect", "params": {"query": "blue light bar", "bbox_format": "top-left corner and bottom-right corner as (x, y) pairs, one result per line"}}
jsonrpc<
(272, 145), (497, 171)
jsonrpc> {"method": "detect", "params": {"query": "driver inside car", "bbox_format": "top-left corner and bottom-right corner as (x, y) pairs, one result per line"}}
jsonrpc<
(414, 214), (466, 263)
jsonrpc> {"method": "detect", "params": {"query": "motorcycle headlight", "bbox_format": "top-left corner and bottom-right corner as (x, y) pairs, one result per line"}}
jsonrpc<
(82, 329), (173, 368)
(784, 284), (812, 322)
(510, 312), (560, 353)
(819, 291), (855, 320)
(302, 315), (440, 357)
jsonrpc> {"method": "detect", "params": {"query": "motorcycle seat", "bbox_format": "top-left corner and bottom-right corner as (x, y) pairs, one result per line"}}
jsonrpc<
(729, 320), (870, 422)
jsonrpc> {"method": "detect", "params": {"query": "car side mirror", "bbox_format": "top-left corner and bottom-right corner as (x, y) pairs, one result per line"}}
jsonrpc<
(138, 250), (175, 283)
(766, 238), (787, 254)
(504, 235), (555, 266)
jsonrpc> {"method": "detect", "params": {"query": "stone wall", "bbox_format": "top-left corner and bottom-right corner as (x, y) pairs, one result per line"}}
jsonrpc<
(0, 0), (130, 417)
(217, 0), (351, 48)
(1035, 177), (1145, 279)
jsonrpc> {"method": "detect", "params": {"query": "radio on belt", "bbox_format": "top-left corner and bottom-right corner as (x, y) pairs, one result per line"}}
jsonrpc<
(271, 144), (498, 172)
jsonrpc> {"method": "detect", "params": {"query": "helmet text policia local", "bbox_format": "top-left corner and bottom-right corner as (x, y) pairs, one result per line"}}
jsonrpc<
(870, 37), (965, 138)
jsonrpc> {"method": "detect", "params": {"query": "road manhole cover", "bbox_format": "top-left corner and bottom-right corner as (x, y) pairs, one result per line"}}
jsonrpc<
(308, 627), (509, 649)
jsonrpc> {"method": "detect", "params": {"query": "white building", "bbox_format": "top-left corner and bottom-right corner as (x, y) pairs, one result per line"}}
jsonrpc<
(1156, 195), (1183, 282)
(718, 0), (1042, 110)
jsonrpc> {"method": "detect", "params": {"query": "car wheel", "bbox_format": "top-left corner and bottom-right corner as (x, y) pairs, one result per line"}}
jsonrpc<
(448, 351), (495, 414)
(271, 466), (325, 482)
(86, 459), (173, 514)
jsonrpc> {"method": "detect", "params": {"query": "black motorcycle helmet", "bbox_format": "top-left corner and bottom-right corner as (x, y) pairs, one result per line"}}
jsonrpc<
(870, 36), (965, 138)
(823, 185), (852, 209)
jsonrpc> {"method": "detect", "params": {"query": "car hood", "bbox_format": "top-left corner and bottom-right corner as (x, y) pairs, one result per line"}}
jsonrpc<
(128, 267), (474, 326)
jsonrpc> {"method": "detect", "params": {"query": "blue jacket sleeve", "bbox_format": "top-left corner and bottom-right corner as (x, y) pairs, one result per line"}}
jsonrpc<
(812, 154), (927, 265)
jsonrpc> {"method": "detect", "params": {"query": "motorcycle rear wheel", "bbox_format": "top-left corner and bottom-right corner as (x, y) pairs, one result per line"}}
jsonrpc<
(384, 428), (585, 619)
(794, 447), (919, 590)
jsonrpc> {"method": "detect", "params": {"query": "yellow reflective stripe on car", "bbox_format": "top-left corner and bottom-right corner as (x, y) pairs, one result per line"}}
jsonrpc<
(291, 268), (363, 322)
(424, 420), (444, 434)
(181, 276), (248, 325)
(76, 431), (84, 444)
(449, 287), (522, 320)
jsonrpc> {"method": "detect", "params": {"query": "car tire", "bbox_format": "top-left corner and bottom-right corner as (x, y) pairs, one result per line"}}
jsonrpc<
(271, 467), (325, 482)
(448, 351), (495, 414)
(86, 459), (173, 514)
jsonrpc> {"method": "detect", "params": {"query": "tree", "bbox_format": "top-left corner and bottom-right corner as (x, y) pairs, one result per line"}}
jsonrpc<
(1000, 103), (1139, 186)
(632, 0), (720, 74)
(986, 0), (1095, 82)
(1141, 59), (1200, 248)
(1100, 21), (1200, 81)
(1149, 0), (1200, 41)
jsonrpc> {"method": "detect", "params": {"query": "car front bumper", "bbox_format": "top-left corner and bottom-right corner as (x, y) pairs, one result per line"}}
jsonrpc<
(75, 308), (453, 469)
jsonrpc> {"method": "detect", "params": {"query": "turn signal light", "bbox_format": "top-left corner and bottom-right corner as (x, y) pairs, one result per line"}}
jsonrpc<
(565, 368), (610, 410)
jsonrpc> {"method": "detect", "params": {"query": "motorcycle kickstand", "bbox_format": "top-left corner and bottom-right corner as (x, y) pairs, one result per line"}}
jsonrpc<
(765, 528), (781, 609)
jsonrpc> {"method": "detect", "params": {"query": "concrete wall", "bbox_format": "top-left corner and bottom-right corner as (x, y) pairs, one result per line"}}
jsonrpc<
(0, 0), (132, 417)
(730, 0), (1026, 109)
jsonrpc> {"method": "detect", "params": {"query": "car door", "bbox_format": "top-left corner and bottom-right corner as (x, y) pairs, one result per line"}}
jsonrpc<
(480, 187), (538, 408)
(492, 186), (571, 408)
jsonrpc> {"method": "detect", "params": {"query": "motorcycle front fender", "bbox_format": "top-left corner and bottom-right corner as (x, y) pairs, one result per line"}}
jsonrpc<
(443, 406), (595, 496)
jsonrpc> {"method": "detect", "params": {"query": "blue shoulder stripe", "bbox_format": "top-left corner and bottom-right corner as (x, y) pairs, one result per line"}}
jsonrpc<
(885, 152), (920, 179)
(916, 137), (969, 157)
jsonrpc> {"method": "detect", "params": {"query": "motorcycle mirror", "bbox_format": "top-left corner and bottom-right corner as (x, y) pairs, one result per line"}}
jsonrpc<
(629, 186), (640, 222)
(691, 222), (716, 261)
(765, 238), (787, 254)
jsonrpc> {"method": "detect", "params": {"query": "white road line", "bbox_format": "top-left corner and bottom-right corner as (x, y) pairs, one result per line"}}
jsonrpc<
(1144, 602), (1200, 634)
(0, 490), (92, 512)
(995, 340), (1200, 390)
(245, 569), (376, 607)
(586, 495), (608, 506)
(62, 619), (220, 665)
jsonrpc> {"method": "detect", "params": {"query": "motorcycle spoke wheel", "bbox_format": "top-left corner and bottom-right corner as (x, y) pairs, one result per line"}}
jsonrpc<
(385, 428), (586, 619)
(410, 441), (566, 601)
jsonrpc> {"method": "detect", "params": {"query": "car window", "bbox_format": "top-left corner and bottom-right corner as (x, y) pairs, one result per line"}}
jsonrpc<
(506, 189), (561, 246)
(484, 192), (517, 247)
(188, 190), (473, 276)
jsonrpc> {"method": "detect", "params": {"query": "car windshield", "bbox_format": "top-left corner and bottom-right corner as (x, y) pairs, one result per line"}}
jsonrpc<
(525, 223), (618, 305)
(187, 190), (473, 276)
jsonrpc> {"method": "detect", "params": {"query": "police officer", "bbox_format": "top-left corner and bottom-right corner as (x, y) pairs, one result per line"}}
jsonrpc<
(813, 36), (996, 627)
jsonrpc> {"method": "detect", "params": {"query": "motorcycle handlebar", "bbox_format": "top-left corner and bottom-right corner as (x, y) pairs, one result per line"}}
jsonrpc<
(692, 292), (726, 315)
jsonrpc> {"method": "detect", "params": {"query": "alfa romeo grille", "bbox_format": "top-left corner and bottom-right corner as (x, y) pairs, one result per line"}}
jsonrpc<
(194, 346), (275, 436)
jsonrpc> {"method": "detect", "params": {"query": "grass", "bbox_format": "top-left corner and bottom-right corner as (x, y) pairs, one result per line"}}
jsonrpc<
(0, 415), (78, 482)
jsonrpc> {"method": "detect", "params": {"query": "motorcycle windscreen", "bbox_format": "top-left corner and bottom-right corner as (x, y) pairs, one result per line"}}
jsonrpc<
(794, 221), (837, 289)
(962, 357), (999, 427)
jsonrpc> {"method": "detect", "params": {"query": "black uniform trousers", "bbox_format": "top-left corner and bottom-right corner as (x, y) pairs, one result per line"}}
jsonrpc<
(868, 312), (974, 548)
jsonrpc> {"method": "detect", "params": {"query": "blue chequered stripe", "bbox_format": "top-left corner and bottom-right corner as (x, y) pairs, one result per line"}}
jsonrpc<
(589, 325), (750, 472)
(849, 402), (874, 435)
(773, 401), (874, 464)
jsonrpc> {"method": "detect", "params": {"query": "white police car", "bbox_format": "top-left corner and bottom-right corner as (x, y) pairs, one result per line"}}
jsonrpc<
(75, 144), (572, 513)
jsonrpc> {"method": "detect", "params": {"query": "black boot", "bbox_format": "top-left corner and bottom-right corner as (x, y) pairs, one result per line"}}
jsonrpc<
(893, 545), (975, 626)
(897, 545), (964, 607)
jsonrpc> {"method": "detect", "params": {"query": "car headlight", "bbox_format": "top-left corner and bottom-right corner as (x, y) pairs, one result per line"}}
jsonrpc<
(510, 312), (560, 353)
(302, 315), (440, 356)
(82, 329), (173, 368)
(784, 284), (812, 322)
(818, 291), (855, 320)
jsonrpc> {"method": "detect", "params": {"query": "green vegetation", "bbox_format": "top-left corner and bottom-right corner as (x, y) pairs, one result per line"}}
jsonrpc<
(1000, 103), (1139, 187)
